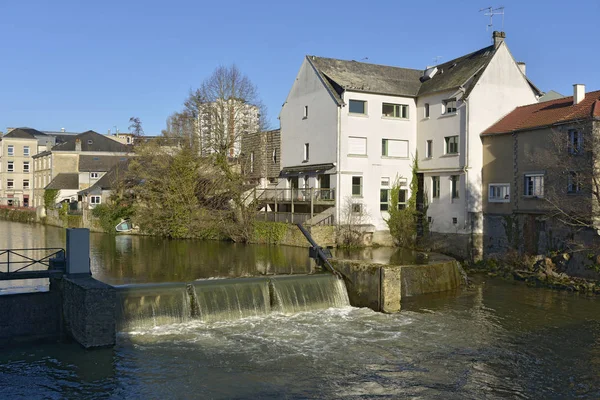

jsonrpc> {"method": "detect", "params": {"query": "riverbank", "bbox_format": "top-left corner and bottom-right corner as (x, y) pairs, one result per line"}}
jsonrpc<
(465, 253), (600, 295)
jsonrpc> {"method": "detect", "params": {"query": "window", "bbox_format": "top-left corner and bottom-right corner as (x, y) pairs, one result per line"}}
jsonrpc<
(380, 189), (389, 211)
(7, 161), (14, 172)
(489, 184), (510, 202)
(87, 140), (93, 145)
(23, 162), (29, 173)
(272, 149), (277, 164)
(90, 172), (99, 179)
(349, 100), (366, 114)
(303, 105), (308, 119)
(7, 179), (13, 189)
(567, 171), (582, 194)
(381, 177), (390, 187)
(352, 176), (362, 196)
(7, 145), (14, 156)
(445, 136), (458, 154)
(23, 179), (30, 189)
(398, 189), (407, 210)
(451, 175), (459, 199)
(303, 143), (309, 162)
(524, 174), (544, 197)
(127, 137), (131, 144)
(351, 203), (362, 213)
(424, 103), (430, 118)
(90, 196), (101, 205)
(568, 129), (583, 154)
(250, 152), (254, 173)
(348, 137), (367, 155)
(452, 217), (458, 225)
(426, 140), (433, 158)
(443, 99), (457, 114)
(432, 176), (440, 198)
(382, 103), (409, 119)
(23, 146), (30, 156)
(382, 139), (409, 158)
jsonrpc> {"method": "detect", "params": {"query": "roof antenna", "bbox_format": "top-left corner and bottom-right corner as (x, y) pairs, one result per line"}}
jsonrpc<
(360, 57), (369, 61)
(433, 56), (442, 65)
(479, 6), (505, 32)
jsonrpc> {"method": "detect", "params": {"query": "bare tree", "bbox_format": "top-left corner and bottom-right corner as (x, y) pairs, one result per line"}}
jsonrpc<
(128, 117), (144, 138)
(339, 197), (371, 246)
(184, 65), (269, 159)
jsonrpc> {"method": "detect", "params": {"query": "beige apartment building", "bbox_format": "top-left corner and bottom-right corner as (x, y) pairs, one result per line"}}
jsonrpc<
(0, 128), (45, 207)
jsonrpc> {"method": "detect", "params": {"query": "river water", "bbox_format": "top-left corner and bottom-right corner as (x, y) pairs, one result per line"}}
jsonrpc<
(1, 221), (600, 398)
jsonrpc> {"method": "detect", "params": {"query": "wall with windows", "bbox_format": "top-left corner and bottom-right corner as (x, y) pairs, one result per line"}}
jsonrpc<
(279, 58), (339, 169)
(339, 90), (417, 230)
(0, 137), (37, 207)
(482, 133), (513, 215)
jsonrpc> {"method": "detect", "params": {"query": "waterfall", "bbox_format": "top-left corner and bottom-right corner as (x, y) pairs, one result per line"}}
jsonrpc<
(115, 274), (350, 331)
(190, 278), (271, 322)
(270, 274), (350, 314)
(115, 283), (191, 331)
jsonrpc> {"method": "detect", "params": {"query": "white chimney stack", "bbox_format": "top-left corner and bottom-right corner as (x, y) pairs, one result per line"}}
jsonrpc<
(573, 84), (585, 105)
(517, 62), (526, 76)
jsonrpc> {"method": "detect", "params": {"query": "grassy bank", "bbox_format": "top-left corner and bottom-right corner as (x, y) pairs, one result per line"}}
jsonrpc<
(0, 208), (37, 224)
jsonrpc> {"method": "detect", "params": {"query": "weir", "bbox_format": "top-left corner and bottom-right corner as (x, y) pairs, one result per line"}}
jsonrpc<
(115, 274), (350, 331)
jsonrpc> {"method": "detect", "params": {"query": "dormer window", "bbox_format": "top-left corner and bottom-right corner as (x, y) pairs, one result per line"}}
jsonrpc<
(443, 99), (457, 114)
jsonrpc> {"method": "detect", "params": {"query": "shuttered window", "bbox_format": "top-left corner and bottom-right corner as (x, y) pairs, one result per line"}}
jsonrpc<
(348, 137), (367, 155)
(382, 139), (409, 158)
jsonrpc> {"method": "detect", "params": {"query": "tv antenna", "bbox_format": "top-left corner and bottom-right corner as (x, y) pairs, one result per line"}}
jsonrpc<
(479, 6), (505, 31)
(433, 56), (442, 65)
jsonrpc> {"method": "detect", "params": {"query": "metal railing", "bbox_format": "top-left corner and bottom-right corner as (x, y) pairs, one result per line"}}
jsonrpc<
(253, 188), (335, 203)
(0, 248), (65, 280)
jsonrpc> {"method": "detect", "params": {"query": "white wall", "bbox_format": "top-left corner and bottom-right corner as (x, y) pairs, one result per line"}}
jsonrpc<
(339, 91), (417, 230)
(279, 58), (339, 168)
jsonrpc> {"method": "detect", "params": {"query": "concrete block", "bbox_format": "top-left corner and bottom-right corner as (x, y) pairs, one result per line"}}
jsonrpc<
(66, 228), (90, 276)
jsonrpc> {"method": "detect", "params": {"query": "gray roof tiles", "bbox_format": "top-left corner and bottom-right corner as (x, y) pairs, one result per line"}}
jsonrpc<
(78, 155), (129, 172)
(52, 130), (131, 152)
(45, 173), (79, 190)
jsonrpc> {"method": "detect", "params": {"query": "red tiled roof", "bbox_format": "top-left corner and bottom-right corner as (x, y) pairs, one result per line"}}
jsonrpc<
(482, 90), (600, 136)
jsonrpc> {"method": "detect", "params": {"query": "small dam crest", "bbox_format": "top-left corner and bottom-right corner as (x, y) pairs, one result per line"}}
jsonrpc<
(115, 274), (349, 331)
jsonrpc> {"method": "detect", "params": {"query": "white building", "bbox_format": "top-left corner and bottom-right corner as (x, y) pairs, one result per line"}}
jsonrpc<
(280, 31), (542, 252)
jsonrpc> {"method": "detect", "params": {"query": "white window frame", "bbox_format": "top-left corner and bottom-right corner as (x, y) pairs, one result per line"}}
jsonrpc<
(250, 152), (254, 173)
(348, 136), (367, 156)
(7, 161), (14, 172)
(382, 103), (409, 119)
(451, 175), (460, 199)
(567, 171), (582, 194)
(445, 136), (459, 155)
(23, 161), (30, 173)
(23, 179), (30, 189)
(303, 105), (308, 119)
(7, 145), (14, 156)
(272, 149), (277, 164)
(352, 176), (362, 197)
(443, 99), (457, 114)
(7, 179), (14, 189)
(348, 99), (367, 115)
(426, 140), (433, 158)
(432, 176), (440, 199)
(23, 146), (30, 156)
(524, 173), (544, 197)
(488, 183), (510, 203)
(424, 103), (430, 118)
(90, 195), (101, 205)
(90, 172), (99, 179)
(381, 139), (409, 158)
(303, 143), (309, 162)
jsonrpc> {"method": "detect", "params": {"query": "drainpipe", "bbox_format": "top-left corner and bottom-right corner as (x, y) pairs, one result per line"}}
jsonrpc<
(462, 94), (470, 233)
(336, 104), (342, 225)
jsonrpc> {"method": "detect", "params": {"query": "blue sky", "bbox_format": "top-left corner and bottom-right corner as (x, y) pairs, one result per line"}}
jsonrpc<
(1, 0), (598, 135)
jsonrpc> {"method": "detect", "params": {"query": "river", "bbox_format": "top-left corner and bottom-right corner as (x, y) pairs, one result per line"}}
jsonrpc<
(1, 221), (600, 398)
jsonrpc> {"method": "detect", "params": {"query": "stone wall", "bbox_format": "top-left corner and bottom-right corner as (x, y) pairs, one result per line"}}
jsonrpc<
(0, 290), (62, 345)
(62, 277), (116, 348)
(424, 231), (482, 262)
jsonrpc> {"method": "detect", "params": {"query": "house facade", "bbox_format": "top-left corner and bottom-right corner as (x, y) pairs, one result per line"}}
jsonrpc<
(240, 128), (281, 187)
(279, 31), (541, 253)
(0, 129), (40, 207)
(481, 86), (600, 255)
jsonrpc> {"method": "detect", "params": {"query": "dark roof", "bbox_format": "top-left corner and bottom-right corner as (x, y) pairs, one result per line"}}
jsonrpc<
(52, 130), (131, 152)
(79, 159), (131, 195)
(280, 163), (335, 175)
(45, 173), (79, 190)
(418, 45), (496, 97)
(482, 90), (600, 136)
(3, 128), (46, 139)
(307, 56), (423, 102)
(79, 155), (130, 172)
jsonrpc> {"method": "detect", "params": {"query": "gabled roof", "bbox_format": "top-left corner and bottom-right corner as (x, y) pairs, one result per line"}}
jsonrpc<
(482, 90), (600, 136)
(3, 128), (46, 139)
(52, 130), (131, 152)
(307, 56), (423, 102)
(45, 173), (79, 190)
(418, 45), (496, 97)
(79, 159), (131, 195)
(79, 155), (130, 172)
(539, 90), (565, 103)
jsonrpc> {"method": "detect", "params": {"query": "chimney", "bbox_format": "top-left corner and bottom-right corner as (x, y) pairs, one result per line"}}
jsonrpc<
(61, 127), (66, 132)
(75, 138), (82, 152)
(573, 84), (585, 105)
(46, 140), (51, 151)
(493, 31), (506, 48)
(6, 127), (15, 134)
(517, 62), (526, 76)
